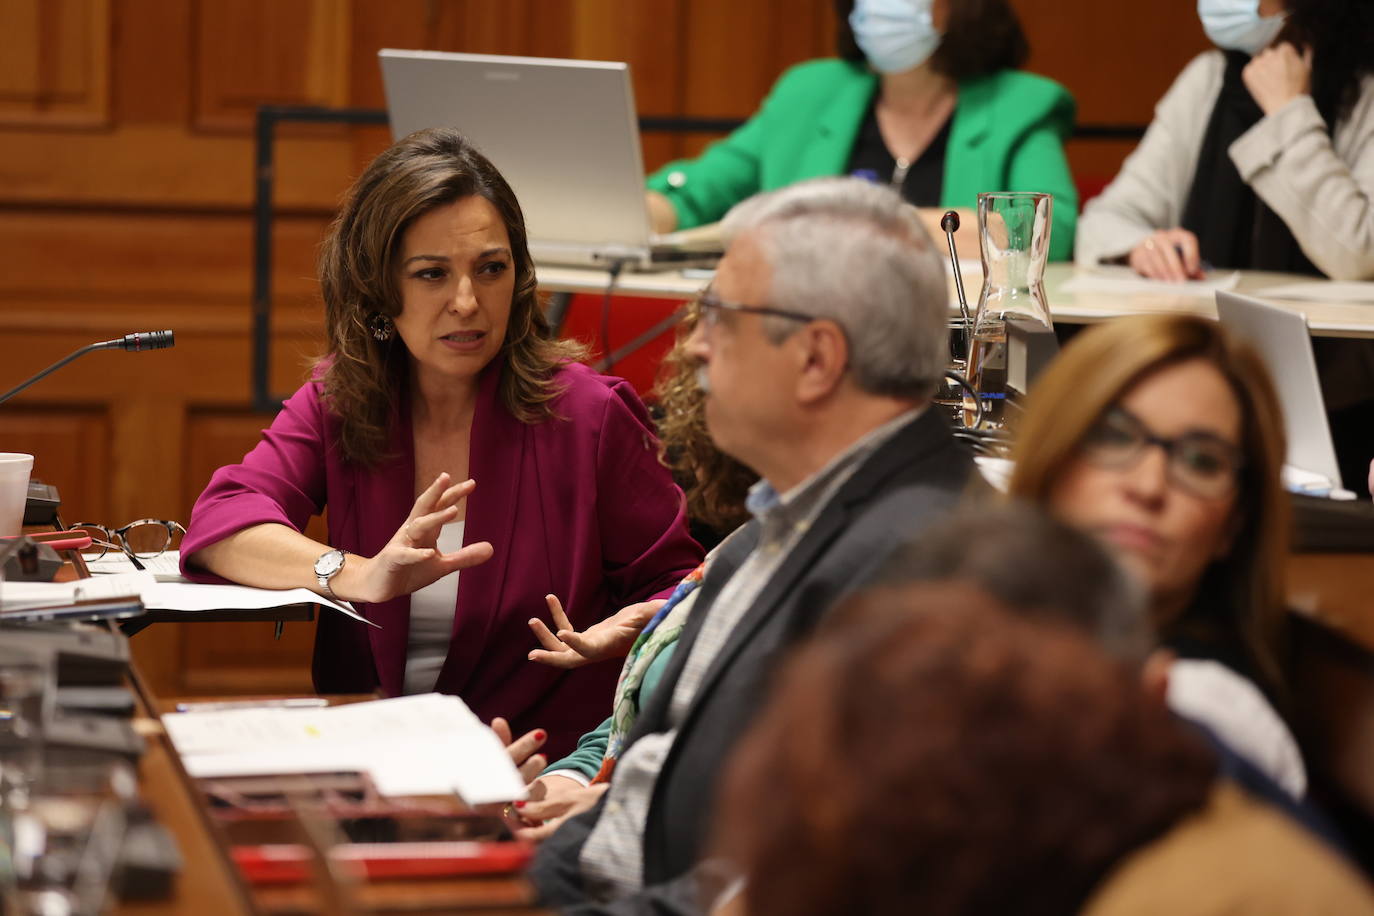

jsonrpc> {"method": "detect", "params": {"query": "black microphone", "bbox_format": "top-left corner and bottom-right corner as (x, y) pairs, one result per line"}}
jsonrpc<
(940, 211), (973, 343)
(0, 331), (175, 405)
(93, 330), (175, 352)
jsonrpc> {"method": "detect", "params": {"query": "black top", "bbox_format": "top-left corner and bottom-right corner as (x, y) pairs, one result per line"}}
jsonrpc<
(845, 101), (952, 206)
(1180, 50), (1320, 276)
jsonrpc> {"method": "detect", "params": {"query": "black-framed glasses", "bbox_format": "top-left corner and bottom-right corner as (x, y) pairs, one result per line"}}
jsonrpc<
(1079, 407), (1244, 500)
(697, 288), (815, 330)
(71, 519), (186, 562)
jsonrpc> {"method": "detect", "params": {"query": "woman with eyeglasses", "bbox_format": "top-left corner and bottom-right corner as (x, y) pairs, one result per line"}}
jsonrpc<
(1007, 313), (1305, 796)
(181, 128), (702, 759)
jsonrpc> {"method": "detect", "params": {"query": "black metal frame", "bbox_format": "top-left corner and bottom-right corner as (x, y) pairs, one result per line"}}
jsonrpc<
(251, 104), (1146, 412)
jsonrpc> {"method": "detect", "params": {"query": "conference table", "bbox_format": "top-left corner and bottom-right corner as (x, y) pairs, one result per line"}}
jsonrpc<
(536, 261), (1374, 339)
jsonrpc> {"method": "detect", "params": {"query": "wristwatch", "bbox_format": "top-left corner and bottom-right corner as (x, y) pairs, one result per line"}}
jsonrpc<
(313, 548), (346, 600)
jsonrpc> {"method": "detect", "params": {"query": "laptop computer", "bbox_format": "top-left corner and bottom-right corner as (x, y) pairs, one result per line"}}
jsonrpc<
(1214, 290), (1356, 499)
(379, 49), (720, 271)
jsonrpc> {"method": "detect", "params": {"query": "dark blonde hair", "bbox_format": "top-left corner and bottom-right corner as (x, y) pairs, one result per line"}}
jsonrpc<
(1007, 314), (1290, 697)
(652, 302), (757, 534)
(316, 128), (586, 464)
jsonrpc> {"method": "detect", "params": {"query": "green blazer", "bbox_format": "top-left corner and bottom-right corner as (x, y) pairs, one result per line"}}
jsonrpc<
(647, 59), (1078, 261)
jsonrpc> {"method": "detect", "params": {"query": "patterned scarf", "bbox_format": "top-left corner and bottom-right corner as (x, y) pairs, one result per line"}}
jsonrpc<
(591, 561), (706, 783)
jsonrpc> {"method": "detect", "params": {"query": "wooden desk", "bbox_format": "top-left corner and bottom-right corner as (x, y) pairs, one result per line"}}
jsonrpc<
(1287, 552), (1374, 829)
(120, 656), (256, 914)
(536, 263), (1374, 339)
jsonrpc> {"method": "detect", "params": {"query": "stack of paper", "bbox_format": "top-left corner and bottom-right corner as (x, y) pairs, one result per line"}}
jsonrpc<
(0, 566), (375, 626)
(162, 694), (526, 804)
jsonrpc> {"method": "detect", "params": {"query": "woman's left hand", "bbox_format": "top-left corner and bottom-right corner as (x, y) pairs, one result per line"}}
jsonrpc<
(526, 595), (666, 668)
(1243, 43), (1314, 117)
(490, 716), (548, 783)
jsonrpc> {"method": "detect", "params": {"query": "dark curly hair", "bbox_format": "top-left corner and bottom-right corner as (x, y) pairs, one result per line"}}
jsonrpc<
(1281, 0), (1374, 127)
(316, 128), (586, 465)
(651, 302), (757, 536)
(714, 583), (1217, 916)
(833, 0), (1029, 79)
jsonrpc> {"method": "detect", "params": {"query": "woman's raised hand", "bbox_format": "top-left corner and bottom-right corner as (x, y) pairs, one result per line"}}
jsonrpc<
(347, 473), (494, 603)
(527, 595), (666, 669)
(1243, 43), (1313, 117)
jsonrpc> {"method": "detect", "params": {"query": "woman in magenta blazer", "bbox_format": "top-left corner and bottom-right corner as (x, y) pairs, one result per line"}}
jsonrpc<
(181, 128), (702, 758)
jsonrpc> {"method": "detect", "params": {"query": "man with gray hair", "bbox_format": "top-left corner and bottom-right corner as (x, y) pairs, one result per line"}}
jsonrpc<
(529, 177), (973, 913)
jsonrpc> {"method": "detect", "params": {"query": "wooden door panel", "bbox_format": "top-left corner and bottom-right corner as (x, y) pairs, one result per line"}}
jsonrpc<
(0, 0), (111, 127)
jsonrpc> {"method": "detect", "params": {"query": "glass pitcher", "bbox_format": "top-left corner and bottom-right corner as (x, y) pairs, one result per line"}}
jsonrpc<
(964, 191), (1054, 427)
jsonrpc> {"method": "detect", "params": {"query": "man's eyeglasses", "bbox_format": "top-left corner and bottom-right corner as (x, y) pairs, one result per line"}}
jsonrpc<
(1079, 407), (1244, 500)
(71, 519), (186, 563)
(696, 288), (815, 330)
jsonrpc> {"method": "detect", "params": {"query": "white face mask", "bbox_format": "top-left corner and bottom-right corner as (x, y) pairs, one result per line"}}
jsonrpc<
(1198, 0), (1287, 55)
(850, 0), (943, 75)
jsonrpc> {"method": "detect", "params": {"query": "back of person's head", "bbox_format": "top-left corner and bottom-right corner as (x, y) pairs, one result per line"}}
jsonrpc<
(874, 503), (1151, 662)
(1006, 313), (1289, 694)
(832, 0), (1029, 78)
(720, 177), (948, 400)
(654, 303), (759, 538)
(714, 583), (1217, 916)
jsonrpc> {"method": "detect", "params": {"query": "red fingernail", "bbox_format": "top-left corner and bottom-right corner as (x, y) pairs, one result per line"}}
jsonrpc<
(534, 730), (546, 741)
(513, 800), (526, 809)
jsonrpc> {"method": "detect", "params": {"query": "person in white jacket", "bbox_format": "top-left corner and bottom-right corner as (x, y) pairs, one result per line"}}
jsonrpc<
(1077, 0), (1374, 283)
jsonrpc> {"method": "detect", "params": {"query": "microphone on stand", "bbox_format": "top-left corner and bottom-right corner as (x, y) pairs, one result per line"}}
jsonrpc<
(940, 211), (973, 355)
(0, 331), (175, 405)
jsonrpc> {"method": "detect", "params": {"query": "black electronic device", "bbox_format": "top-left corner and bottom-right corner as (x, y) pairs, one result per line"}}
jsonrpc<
(45, 714), (145, 763)
(56, 686), (137, 718)
(3, 625), (132, 685)
(0, 535), (63, 581)
(23, 479), (60, 525)
(1005, 317), (1060, 398)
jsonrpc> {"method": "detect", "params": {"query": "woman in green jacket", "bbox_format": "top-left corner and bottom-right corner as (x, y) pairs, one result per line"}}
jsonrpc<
(646, 0), (1079, 261)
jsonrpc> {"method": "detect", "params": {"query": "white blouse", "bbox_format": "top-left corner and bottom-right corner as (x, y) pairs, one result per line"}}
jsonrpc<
(402, 521), (465, 695)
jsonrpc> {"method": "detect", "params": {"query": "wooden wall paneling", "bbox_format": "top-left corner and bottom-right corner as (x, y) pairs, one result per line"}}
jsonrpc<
(1015, 0), (1210, 185)
(570, 0), (687, 170)
(0, 0), (112, 127)
(680, 0), (836, 121)
(1016, 0), (1208, 128)
(192, 0), (352, 131)
(0, 407), (111, 524)
(0, 211), (328, 304)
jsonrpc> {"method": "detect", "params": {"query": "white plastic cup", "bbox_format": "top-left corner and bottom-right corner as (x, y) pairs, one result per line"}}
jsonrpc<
(0, 454), (34, 538)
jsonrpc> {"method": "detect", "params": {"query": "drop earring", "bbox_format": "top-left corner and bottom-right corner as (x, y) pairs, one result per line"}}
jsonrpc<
(368, 313), (394, 342)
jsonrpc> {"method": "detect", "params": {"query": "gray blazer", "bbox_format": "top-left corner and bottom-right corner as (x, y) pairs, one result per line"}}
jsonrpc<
(529, 407), (974, 914)
(1076, 51), (1374, 282)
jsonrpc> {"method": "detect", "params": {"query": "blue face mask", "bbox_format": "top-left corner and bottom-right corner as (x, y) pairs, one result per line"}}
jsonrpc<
(850, 0), (942, 75)
(1198, 0), (1286, 55)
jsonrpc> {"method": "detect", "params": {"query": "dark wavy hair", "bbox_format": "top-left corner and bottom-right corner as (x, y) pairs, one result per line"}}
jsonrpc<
(315, 127), (586, 465)
(652, 302), (757, 535)
(1281, 0), (1374, 127)
(833, 0), (1029, 79)
(714, 583), (1217, 916)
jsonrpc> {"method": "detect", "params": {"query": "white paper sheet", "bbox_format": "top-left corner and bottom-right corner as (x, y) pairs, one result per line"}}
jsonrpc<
(1059, 270), (1240, 297)
(0, 570), (373, 626)
(0, 572), (156, 610)
(87, 550), (185, 581)
(164, 694), (525, 804)
(1252, 281), (1374, 303)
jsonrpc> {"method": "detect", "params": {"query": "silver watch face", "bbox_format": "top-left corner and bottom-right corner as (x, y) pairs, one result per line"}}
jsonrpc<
(314, 549), (345, 578)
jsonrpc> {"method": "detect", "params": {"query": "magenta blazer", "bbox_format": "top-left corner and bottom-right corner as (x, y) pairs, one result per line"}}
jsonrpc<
(182, 360), (703, 758)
